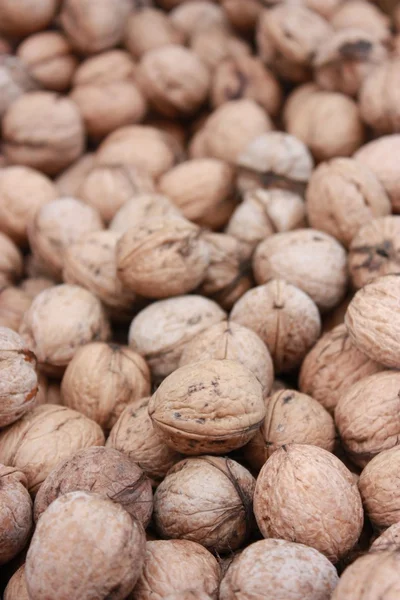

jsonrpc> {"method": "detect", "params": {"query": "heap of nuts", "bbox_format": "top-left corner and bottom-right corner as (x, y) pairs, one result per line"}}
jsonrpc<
(1, 0), (400, 598)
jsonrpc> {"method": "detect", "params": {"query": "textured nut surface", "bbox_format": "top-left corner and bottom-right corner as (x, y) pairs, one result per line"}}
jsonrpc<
(0, 287), (32, 332)
(171, 1), (227, 37)
(254, 444), (364, 562)
(360, 58), (400, 135)
(0, 56), (38, 119)
(331, 0), (391, 42)
(4, 564), (29, 600)
(109, 193), (181, 235)
(371, 522), (400, 552)
(56, 153), (96, 198)
(220, 539), (338, 600)
(164, 593), (212, 600)
(149, 359), (265, 455)
(0, 465), (32, 565)
(125, 8), (185, 59)
(190, 26), (250, 73)
(0, 232), (23, 288)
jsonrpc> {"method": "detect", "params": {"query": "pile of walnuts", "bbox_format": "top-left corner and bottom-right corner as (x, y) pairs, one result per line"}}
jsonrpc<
(0, 0), (400, 598)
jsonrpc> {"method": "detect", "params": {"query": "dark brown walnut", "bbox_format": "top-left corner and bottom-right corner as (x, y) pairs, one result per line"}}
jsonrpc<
(55, 153), (95, 198)
(331, 0), (391, 44)
(180, 321), (274, 397)
(231, 280), (321, 373)
(190, 26), (251, 73)
(153, 456), (255, 553)
(335, 371), (400, 467)
(244, 390), (336, 471)
(0, 465), (32, 565)
(0, 0), (58, 37)
(359, 58), (400, 135)
(2, 91), (85, 176)
(0, 287), (32, 332)
(0, 233), (23, 289)
(19, 284), (110, 377)
(299, 323), (384, 414)
(128, 295), (226, 380)
(125, 8), (185, 59)
(0, 405), (105, 494)
(170, 1), (228, 37)
(3, 564), (29, 600)
(109, 193), (181, 235)
(26, 491), (145, 600)
(253, 444), (364, 563)
(61, 342), (150, 431)
(236, 131), (314, 196)
(226, 189), (306, 261)
(107, 397), (182, 483)
(306, 158), (391, 248)
(132, 540), (220, 600)
(149, 359), (265, 455)
(0, 56), (38, 118)
(371, 522), (400, 551)
(220, 539), (339, 600)
(34, 446), (152, 526)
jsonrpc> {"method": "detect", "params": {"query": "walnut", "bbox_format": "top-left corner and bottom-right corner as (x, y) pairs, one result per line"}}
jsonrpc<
(144, 116), (187, 146)
(331, 551), (400, 599)
(253, 444), (364, 562)
(109, 193), (181, 235)
(3, 565), (28, 600)
(171, 1), (228, 37)
(361, 58), (400, 135)
(125, 8), (185, 59)
(322, 293), (353, 333)
(190, 26), (251, 73)
(149, 359), (265, 455)
(0, 0), (58, 38)
(371, 522), (400, 552)
(55, 153), (95, 198)
(299, 323), (384, 414)
(19, 277), (54, 299)
(154, 456), (255, 552)
(220, 0), (263, 35)
(244, 390), (336, 471)
(305, 0), (345, 18)
(0, 56), (38, 118)
(164, 593), (212, 600)
(330, 0), (391, 44)
(220, 539), (339, 600)
(26, 491), (145, 600)
(23, 253), (55, 281)
(0, 466), (32, 565)
(35, 372), (63, 406)
(230, 280), (321, 373)
(0, 288), (32, 332)
(0, 233), (23, 289)
(19, 284), (110, 377)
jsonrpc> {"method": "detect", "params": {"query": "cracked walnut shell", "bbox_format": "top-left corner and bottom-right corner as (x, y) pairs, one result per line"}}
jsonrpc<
(0, 465), (32, 565)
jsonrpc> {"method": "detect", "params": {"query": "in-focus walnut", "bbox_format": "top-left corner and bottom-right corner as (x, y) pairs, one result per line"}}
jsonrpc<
(107, 397), (182, 483)
(231, 280), (321, 373)
(61, 342), (150, 431)
(3, 565), (28, 600)
(17, 32), (78, 92)
(345, 275), (400, 369)
(236, 131), (314, 195)
(19, 277), (54, 300)
(0, 466), (32, 565)
(253, 444), (364, 562)
(0, 405), (105, 494)
(0, 0), (58, 38)
(26, 491), (145, 600)
(244, 390), (336, 471)
(3, 91), (85, 176)
(348, 217), (400, 289)
(154, 456), (255, 552)
(158, 158), (236, 230)
(19, 284), (110, 377)
(359, 58), (400, 135)
(226, 189), (306, 260)
(306, 158), (391, 248)
(149, 359), (265, 455)
(0, 233), (23, 289)
(220, 0), (263, 34)
(109, 193), (182, 235)
(371, 522), (400, 552)
(28, 197), (104, 280)
(125, 8), (185, 59)
(171, 1), (228, 38)
(330, 0), (391, 43)
(0, 288), (32, 332)
(55, 153), (95, 197)
(132, 540), (220, 600)
(220, 539), (339, 600)
(0, 56), (38, 118)
(299, 323), (384, 414)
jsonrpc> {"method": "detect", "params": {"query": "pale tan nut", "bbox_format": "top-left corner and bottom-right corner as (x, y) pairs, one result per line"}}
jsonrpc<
(230, 280), (321, 373)
(144, 116), (187, 147)
(23, 253), (55, 281)
(220, 0), (263, 35)
(322, 292), (353, 333)
(0, 166), (58, 247)
(19, 284), (110, 377)
(0, 233), (23, 289)
(220, 538), (339, 600)
(330, 0), (391, 44)
(116, 217), (209, 299)
(345, 275), (400, 369)
(0, 0), (58, 38)
(349, 217), (400, 289)
(253, 444), (364, 562)
(132, 540), (220, 600)
(226, 189), (306, 261)
(107, 397), (182, 483)
(371, 522), (400, 552)
(109, 193), (181, 235)
(96, 125), (183, 181)
(0, 465), (32, 565)
(0, 404), (105, 494)
(164, 593), (212, 600)
(331, 551), (400, 600)
(305, 0), (345, 18)
(299, 323), (384, 415)
(148, 359), (265, 455)
(26, 491), (145, 600)
(244, 390), (336, 471)
(0, 287), (32, 332)
(19, 277), (54, 300)
(158, 158), (236, 230)
(2, 91), (85, 176)
(236, 131), (314, 196)
(190, 26), (251, 73)
(0, 56), (38, 118)
(4, 565), (28, 600)
(306, 158), (391, 249)
(16, 31), (78, 92)
(153, 456), (255, 553)
(61, 342), (150, 431)
(313, 29), (388, 97)
(28, 197), (104, 281)
(125, 8), (185, 59)
(282, 81), (319, 123)
(170, 1), (228, 38)
(360, 58), (400, 136)
(129, 295), (226, 380)
(55, 153), (95, 198)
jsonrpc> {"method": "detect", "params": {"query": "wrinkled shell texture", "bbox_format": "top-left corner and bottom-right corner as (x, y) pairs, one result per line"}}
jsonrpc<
(153, 456), (255, 552)
(125, 8), (185, 58)
(253, 444), (364, 562)
(109, 193), (181, 235)
(0, 56), (38, 118)
(0, 465), (32, 565)
(55, 153), (96, 197)
(371, 522), (400, 552)
(220, 539), (338, 600)
(26, 491), (145, 600)
(0, 404), (105, 494)
(3, 564), (29, 600)
(331, 0), (391, 42)
(331, 552), (400, 600)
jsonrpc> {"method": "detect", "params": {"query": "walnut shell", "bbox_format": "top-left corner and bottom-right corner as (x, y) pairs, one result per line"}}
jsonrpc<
(299, 323), (384, 414)
(55, 153), (96, 198)
(149, 359), (265, 455)
(0, 232), (23, 289)
(164, 593), (212, 600)
(26, 491), (145, 600)
(190, 26), (251, 73)
(371, 522), (400, 552)
(3, 565), (28, 600)
(0, 465), (32, 565)
(230, 280), (321, 373)
(0, 56), (38, 118)
(125, 8), (185, 59)
(360, 58), (400, 135)
(220, 0), (262, 34)
(19, 277), (54, 300)
(253, 444), (364, 562)
(0, 288), (32, 332)
(154, 456), (255, 552)
(220, 539), (339, 600)
(109, 193), (182, 235)
(19, 284), (110, 377)
(0, 0), (58, 38)
(331, 0), (391, 43)
(171, 1), (227, 37)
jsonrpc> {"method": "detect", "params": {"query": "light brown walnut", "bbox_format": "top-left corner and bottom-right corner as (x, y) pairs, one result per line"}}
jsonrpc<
(0, 287), (32, 332)
(19, 277), (54, 299)
(360, 58), (400, 135)
(190, 26), (250, 73)
(109, 193), (181, 235)
(171, 1), (227, 37)
(0, 56), (38, 118)
(4, 565), (28, 600)
(371, 522), (400, 552)
(220, 0), (263, 34)
(331, 0), (391, 43)
(125, 8), (185, 59)
(0, 0), (58, 38)
(0, 465), (32, 565)
(0, 233), (24, 289)
(55, 154), (95, 198)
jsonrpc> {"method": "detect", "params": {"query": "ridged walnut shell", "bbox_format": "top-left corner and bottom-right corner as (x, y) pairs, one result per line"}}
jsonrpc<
(371, 522), (400, 552)
(331, 552), (400, 600)
(125, 8), (185, 59)
(3, 564), (28, 600)
(0, 465), (32, 565)
(109, 193), (181, 235)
